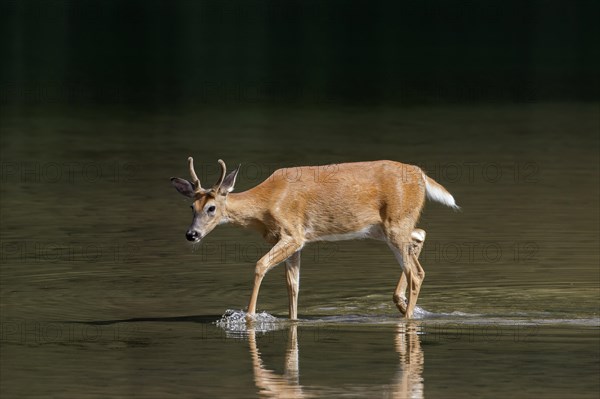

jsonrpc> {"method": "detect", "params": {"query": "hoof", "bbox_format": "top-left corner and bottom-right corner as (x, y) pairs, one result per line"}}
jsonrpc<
(394, 295), (408, 315)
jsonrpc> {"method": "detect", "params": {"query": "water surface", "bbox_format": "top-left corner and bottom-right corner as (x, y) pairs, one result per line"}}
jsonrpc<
(1, 103), (598, 397)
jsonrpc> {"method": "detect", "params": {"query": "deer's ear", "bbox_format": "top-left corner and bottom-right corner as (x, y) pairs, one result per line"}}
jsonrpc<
(171, 177), (195, 198)
(218, 165), (240, 195)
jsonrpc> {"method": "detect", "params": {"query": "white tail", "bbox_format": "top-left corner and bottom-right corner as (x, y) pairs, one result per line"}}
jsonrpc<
(424, 174), (460, 210)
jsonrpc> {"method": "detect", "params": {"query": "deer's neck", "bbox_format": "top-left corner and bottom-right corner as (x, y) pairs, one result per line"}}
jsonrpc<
(224, 189), (269, 231)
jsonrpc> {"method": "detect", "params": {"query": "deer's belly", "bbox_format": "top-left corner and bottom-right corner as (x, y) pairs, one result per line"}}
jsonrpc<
(306, 224), (384, 242)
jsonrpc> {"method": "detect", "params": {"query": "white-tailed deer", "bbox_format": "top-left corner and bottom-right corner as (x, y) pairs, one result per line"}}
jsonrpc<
(171, 158), (458, 320)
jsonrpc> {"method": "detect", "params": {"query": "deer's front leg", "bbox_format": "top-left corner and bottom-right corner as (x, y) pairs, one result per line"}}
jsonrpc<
(285, 251), (301, 320)
(247, 238), (302, 320)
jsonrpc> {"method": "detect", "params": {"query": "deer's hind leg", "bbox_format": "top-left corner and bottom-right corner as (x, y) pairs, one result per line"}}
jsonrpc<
(398, 229), (426, 305)
(408, 229), (426, 313)
(392, 270), (409, 316)
(387, 227), (427, 319)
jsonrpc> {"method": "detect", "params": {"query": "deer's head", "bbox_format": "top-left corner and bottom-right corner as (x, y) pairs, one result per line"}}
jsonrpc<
(171, 157), (240, 242)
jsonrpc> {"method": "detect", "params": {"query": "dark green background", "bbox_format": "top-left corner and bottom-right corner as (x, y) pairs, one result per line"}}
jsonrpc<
(2, 0), (599, 106)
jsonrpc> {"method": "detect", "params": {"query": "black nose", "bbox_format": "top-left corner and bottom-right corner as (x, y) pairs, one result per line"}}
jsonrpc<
(186, 230), (199, 241)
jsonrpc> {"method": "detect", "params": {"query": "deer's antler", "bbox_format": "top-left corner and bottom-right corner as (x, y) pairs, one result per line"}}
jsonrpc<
(214, 159), (227, 190)
(188, 157), (202, 192)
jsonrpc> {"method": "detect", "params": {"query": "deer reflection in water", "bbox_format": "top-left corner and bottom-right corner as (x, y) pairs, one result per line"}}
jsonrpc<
(247, 322), (425, 399)
(389, 323), (425, 399)
(248, 325), (306, 398)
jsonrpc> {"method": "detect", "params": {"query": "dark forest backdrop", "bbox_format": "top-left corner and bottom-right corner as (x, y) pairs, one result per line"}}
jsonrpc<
(1, 0), (599, 107)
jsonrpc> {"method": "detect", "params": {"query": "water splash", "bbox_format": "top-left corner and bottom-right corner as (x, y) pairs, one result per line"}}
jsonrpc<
(414, 308), (481, 319)
(215, 309), (287, 335)
(412, 306), (435, 319)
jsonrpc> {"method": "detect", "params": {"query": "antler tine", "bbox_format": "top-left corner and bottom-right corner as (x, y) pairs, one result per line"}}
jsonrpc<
(214, 159), (227, 189)
(188, 157), (201, 191)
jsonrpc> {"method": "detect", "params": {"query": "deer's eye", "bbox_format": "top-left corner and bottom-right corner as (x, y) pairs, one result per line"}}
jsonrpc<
(206, 205), (216, 215)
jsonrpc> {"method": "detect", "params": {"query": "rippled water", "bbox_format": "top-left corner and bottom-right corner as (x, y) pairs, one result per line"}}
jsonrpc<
(1, 103), (599, 398)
